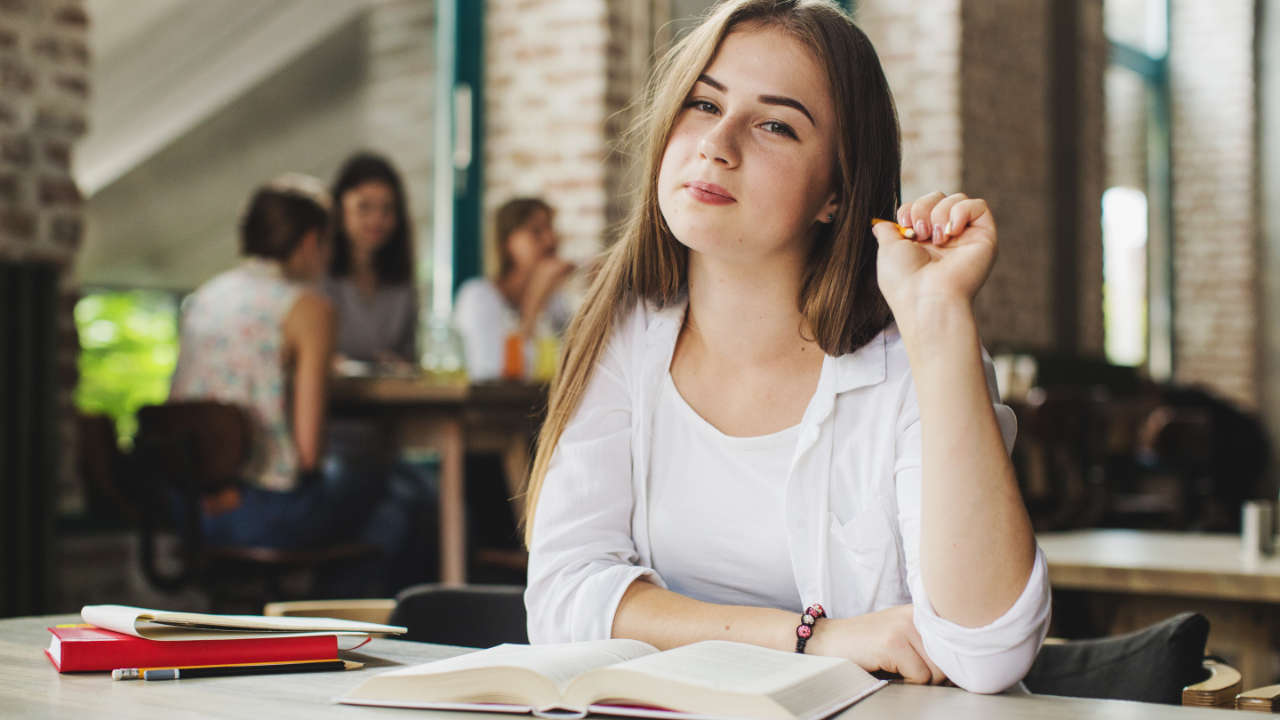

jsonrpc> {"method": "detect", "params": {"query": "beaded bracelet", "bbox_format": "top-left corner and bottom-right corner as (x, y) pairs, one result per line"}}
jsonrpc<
(794, 603), (826, 654)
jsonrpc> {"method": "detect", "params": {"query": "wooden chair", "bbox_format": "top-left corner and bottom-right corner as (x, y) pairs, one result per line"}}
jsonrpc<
(1182, 659), (1243, 708)
(131, 401), (379, 611)
(75, 412), (138, 526)
(1235, 684), (1280, 712)
(263, 599), (396, 627)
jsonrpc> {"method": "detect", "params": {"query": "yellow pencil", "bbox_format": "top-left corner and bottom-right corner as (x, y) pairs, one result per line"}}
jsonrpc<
(872, 218), (917, 239)
(111, 658), (360, 680)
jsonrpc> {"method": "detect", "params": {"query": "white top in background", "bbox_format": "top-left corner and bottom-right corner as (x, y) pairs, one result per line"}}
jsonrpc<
(452, 277), (571, 381)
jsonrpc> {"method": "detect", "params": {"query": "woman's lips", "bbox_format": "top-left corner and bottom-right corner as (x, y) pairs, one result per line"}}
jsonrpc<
(684, 181), (736, 205)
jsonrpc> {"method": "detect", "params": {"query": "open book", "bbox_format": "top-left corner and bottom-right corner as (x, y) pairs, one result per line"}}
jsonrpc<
(339, 639), (885, 720)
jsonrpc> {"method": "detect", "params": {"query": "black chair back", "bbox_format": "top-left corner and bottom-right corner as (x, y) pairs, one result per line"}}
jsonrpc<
(390, 583), (528, 647)
(1023, 612), (1210, 704)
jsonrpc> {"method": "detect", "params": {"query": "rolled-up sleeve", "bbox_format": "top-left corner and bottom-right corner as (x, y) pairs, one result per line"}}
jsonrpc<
(893, 351), (1051, 693)
(525, 313), (665, 643)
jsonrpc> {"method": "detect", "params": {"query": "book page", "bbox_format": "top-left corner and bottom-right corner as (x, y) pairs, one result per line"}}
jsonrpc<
(340, 640), (658, 710)
(595, 641), (849, 696)
(370, 640), (657, 692)
(81, 605), (404, 641)
(567, 641), (884, 720)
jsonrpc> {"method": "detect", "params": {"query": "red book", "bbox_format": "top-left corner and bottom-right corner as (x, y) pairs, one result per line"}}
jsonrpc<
(44, 625), (338, 672)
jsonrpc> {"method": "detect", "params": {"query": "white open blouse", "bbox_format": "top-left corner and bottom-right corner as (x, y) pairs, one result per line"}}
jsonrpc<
(525, 298), (1051, 694)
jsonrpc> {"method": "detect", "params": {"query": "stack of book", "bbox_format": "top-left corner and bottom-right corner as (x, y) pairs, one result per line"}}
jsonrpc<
(45, 604), (406, 673)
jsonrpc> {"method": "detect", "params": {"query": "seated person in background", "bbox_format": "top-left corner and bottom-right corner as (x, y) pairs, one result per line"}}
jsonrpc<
(454, 197), (574, 381)
(169, 174), (425, 594)
(324, 152), (418, 366)
(323, 152), (439, 586)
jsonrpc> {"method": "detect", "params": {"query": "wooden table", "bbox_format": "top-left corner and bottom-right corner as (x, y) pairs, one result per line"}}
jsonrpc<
(330, 378), (546, 585)
(1040, 529), (1280, 688)
(0, 614), (1236, 718)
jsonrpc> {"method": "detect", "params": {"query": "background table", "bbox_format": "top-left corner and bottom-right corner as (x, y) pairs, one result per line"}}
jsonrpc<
(1039, 529), (1280, 689)
(330, 378), (545, 584)
(0, 614), (1240, 718)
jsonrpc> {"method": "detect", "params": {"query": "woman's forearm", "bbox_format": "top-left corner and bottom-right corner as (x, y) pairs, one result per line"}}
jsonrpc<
(899, 300), (1035, 628)
(518, 286), (553, 337)
(611, 580), (797, 651)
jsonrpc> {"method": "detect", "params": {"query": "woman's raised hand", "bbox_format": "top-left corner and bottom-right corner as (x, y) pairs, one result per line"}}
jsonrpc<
(809, 604), (947, 685)
(871, 192), (997, 334)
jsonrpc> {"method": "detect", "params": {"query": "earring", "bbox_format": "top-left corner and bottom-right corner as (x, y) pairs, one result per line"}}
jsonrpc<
(826, 213), (835, 223)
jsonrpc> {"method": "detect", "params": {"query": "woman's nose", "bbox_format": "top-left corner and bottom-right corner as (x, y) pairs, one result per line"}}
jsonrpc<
(697, 122), (739, 169)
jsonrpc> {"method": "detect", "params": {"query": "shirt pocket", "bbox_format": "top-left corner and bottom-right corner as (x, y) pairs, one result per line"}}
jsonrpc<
(828, 503), (908, 613)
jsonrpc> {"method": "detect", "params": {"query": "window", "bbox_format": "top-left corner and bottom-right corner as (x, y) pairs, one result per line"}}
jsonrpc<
(1103, 0), (1171, 376)
(74, 290), (180, 445)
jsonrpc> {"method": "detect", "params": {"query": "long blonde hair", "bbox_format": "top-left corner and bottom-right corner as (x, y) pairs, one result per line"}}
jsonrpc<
(524, 0), (902, 545)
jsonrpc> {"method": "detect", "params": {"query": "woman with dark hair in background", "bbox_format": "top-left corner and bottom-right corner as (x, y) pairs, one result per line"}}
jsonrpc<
(322, 152), (438, 589)
(453, 197), (575, 381)
(170, 175), (412, 589)
(325, 152), (419, 364)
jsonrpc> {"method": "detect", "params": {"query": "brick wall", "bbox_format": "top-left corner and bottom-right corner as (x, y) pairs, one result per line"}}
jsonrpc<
(957, 0), (1054, 351)
(1169, 0), (1258, 409)
(1263, 0), (1280, 486)
(483, 0), (613, 271)
(1074, 0), (1106, 357)
(856, 0), (963, 206)
(860, 0), (1104, 355)
(0, 0), (88, 508)
(362, 0), (436, 287)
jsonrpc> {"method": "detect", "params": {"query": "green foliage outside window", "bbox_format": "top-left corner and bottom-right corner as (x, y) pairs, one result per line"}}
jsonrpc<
(74, 290), (180, 446)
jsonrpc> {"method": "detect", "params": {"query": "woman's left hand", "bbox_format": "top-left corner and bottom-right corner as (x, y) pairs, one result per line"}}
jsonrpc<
(871, 192), (997, 332)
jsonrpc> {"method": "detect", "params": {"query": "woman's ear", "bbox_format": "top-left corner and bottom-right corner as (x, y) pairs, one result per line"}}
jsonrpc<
(816, 192), (840, 223)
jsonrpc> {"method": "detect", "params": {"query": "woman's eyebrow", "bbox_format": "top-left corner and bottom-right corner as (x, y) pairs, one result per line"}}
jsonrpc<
(695, 74), (816, 128)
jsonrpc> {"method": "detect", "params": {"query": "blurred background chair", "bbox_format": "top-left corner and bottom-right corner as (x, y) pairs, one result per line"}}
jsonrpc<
(1004, 351), (1273, 533)
(388, 583), (527, 647)
(75, 412), (138, 527)
(263, 583), (528, 648)
(1022, 611), (1265, 709)
(131, 401), (378, 612)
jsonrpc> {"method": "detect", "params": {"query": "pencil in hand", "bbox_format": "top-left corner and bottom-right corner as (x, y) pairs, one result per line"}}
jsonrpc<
(111, 659), (361, 681)
(872, 218), (917, 240)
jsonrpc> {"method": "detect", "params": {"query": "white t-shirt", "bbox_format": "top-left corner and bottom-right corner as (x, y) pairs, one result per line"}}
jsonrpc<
(453, 277), (571, 381)
(648, 372), (803, 611)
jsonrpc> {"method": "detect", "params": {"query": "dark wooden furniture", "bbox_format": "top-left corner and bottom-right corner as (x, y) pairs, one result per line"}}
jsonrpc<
(131, 401), (377, 610)
(329, 378), (546, 584)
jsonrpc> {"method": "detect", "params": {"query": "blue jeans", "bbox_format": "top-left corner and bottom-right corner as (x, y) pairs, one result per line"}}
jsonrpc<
(200, 457), (438, 595)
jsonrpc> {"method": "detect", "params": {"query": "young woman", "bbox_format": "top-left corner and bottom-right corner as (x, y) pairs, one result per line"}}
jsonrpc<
(523, 0), (1049, 694)
(325, 152), (418, 364)
(170, 175), (350, 545)
(454, 197), (574, 381)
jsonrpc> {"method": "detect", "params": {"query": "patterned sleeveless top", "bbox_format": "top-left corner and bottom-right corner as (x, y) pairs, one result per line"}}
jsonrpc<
(170, 258), (305, 491)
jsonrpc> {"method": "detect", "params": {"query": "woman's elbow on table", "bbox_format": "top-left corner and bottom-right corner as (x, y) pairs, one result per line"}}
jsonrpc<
(915, 550), (1052, 694)
(527, 556), (663, 644)
(934, 632), (1045, 694)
